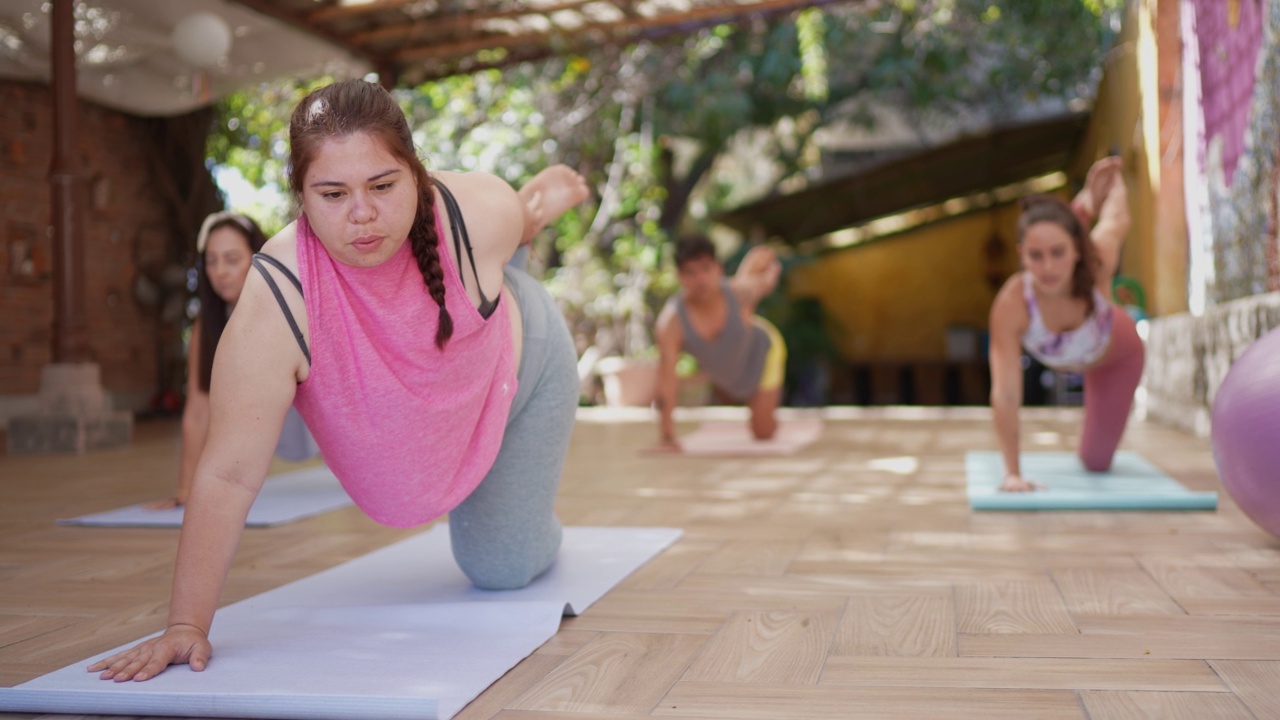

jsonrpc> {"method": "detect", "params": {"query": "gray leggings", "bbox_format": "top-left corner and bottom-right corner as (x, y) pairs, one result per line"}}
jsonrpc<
(447, 265), (578, 590)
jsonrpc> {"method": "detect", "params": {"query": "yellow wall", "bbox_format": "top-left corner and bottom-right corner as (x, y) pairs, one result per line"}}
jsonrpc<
(1072, 0), (1186, 316)
(791, 204), (1025, 361)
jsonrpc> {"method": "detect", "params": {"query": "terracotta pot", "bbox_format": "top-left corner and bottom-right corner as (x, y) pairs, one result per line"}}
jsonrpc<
(596, 357), (657, 407)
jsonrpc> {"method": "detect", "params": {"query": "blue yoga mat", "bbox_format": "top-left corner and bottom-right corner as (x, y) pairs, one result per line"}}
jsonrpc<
(966, 451), (1218, 511)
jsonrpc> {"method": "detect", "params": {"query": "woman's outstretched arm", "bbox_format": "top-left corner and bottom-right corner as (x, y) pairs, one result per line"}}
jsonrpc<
(89, 262), (305, 682)
(988, 276), (1043, 492)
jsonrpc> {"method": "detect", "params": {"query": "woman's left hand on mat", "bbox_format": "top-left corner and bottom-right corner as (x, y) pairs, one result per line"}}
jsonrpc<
(142, 495), (185, 510)
(87, 624), (212, 682)
(999, 473), (1046, 492)
(652, 438), (683, 454)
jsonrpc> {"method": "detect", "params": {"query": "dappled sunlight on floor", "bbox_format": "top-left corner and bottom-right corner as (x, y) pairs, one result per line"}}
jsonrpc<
(5, 406), (1277, 719)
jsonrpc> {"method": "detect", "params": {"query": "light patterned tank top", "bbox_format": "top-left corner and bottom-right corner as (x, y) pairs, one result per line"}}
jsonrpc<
(1020, 271), (1113, 369)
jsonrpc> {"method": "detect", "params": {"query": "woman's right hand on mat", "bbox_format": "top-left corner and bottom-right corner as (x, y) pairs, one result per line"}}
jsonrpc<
(143, 495), (185, 510)
(999, 474), (1046, 492)
(653, 437), (683, 453)
(88, 624), (211, 682)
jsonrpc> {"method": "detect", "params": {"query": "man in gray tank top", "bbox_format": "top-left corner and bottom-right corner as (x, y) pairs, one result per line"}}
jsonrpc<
(653, 235), (786, 450)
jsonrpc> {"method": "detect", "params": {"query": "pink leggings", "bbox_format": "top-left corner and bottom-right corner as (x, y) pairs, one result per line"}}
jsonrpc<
(1079, 308), (1145, 472)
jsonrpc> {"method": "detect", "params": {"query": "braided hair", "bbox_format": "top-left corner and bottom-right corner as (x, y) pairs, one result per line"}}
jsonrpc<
(287, 79), (453, 348)
(1016, 193), (1098, 316)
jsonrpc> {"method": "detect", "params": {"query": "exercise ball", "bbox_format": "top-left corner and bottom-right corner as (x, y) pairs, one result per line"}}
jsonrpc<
(1210, 326), (1280, 537)
(172, 12), (232, 69)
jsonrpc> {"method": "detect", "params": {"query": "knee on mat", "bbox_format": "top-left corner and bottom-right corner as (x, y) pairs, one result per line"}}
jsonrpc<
(752, 427), (777, 441)
(458, 557), (540, 591)
(1079, 453), (1113, 473)
(456, 543), (559, 591)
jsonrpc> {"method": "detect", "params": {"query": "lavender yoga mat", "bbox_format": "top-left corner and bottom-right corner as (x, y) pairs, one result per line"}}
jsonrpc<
(0, 525), (682, 719)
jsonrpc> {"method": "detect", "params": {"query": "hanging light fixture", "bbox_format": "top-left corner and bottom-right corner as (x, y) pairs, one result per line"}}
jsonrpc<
(171, 12), (232, 102)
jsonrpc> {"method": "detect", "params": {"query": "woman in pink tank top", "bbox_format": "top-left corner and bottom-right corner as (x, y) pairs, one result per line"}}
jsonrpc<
(988, 156), (1144, 492)
(90, 80), (590, 683)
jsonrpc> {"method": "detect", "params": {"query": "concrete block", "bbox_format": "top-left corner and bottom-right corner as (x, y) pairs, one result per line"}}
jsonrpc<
(37, 363), (110, 416)
(6, 412), (133, 454)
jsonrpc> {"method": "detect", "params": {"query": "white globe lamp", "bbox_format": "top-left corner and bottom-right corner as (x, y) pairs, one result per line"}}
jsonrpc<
(172, 12), (232, 69)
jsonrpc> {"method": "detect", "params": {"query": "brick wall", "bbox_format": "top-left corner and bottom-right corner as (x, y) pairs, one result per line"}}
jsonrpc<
(0, 80), (182, 412)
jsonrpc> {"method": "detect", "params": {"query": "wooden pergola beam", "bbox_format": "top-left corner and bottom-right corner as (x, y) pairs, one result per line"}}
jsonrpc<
(228, 0), (861, 88)
(349, 0), (600, 47)
(310, 0), (463, 23)
(228, 0), (383, 62)
(307, 0), (651, 24)
(404, 45), (564, 84)
(393, 0), (849, 63)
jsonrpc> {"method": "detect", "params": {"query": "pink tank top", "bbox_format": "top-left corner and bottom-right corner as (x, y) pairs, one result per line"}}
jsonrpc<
(1020, 271), (1113, 369)
(292, 211), (517, 528)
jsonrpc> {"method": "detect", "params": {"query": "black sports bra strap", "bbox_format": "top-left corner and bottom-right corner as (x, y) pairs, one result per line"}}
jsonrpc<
(435, 182), (496, 314)
(251, 255), (311, 365)
(435, 183), (467, 277)
(252, 253), (303, 296)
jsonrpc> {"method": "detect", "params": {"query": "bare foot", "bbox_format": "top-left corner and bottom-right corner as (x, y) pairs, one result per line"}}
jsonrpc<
(519, 165), (590, 242)
(1085, 157), (1122, 210)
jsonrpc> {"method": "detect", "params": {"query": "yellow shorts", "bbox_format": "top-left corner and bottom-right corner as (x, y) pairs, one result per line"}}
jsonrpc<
(752, 316), (787, 392)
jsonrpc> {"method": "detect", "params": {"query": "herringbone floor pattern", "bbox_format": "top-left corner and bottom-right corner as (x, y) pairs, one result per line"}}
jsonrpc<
(2, 407), (1277, 719)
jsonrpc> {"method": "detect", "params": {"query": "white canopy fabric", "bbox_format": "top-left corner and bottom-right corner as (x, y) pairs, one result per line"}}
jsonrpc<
(0, 0), (368, 117)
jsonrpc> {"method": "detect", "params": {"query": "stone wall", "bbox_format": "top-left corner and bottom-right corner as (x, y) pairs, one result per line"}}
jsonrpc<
(1144, 292), (1280, 436)
(0, 80), (184, 423)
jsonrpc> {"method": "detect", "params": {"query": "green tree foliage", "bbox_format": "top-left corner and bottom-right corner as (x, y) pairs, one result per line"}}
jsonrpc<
(843, 0), (1122, 127)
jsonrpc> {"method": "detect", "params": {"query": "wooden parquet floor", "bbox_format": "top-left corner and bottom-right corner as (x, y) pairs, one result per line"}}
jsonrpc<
(1, 406), (1278, 719)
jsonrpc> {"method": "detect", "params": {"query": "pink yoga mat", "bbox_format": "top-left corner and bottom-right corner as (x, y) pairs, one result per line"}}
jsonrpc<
(646, 419), (823, 457)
